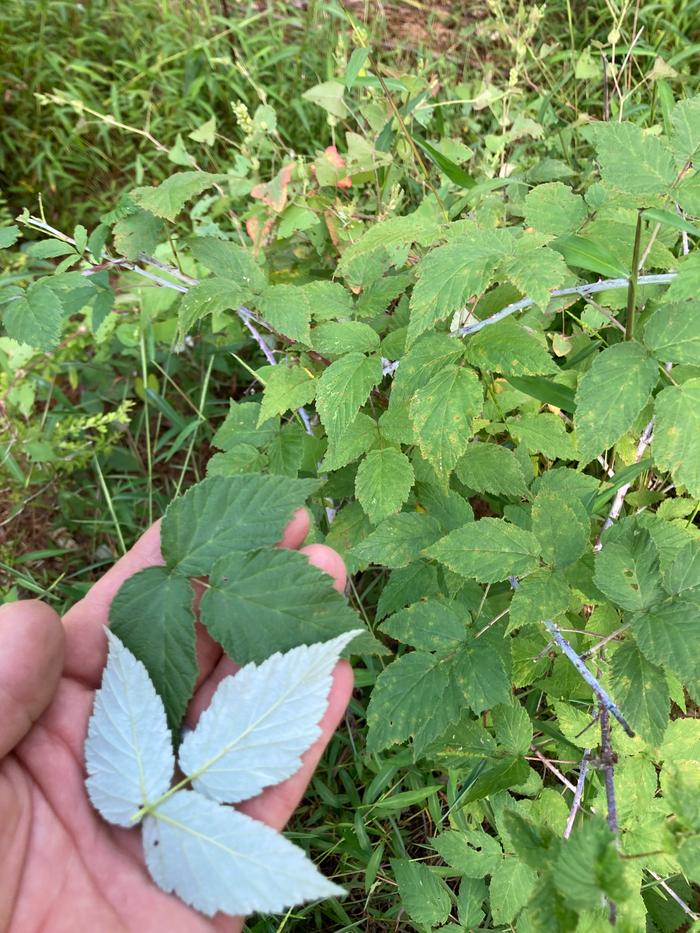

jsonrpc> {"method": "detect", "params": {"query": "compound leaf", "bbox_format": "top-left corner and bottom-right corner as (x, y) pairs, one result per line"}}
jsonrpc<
(143, 790), (341, 917)
(594, 522), (665, 611)
(524, 182), (587, 237)
(632, 596), (700, 684)
(179, 631), (360, 804)
(531, 490), (589, 567)
(179, 278), (246, 333)
(380, 599), (466, 653)
(455, 442), (529, 497)
(109, 566), (197, 732)
(257, 363), (317, 425)
(489, 859), (538, 925)
(84, 631), (174, 826)
(200, 548), (370, 664)
(257, 284), (313, 343)
(161, 474), (319, 576)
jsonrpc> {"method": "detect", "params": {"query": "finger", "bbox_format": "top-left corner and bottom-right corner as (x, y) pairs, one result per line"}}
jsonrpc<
(277, 508), (309, 549)
(238, 660), (354, 830)
(186, 543), (349, 726)
(0, 600), (64, 758)
(299, 543), (347, 594)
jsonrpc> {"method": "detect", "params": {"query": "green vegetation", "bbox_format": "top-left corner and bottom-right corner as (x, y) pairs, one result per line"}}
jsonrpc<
(2, 0), (700, 928)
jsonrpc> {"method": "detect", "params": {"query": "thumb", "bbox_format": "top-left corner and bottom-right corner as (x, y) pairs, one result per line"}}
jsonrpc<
(0, 600), (64, 758)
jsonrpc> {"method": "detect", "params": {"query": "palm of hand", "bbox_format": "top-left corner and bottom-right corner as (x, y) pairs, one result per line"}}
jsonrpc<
(0, 517), (351, 932)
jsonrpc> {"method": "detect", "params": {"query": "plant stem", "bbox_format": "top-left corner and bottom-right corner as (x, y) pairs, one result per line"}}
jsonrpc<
(625, 211), (643, 341)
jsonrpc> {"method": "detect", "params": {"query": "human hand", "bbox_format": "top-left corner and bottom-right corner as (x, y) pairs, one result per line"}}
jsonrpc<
(0, 511), (353, 932)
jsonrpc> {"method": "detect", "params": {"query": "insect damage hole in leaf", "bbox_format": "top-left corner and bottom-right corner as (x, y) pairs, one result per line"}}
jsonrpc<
(84, 629), (362, 917)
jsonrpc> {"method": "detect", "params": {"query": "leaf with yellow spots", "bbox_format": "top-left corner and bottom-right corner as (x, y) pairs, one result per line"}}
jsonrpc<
(409, 365), (483, 480)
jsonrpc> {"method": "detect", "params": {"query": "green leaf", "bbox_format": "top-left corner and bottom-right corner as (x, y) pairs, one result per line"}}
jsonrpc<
(355, 447), (414, 523)
(352, 513), (442, 569)
(594, 521), (665, 610)
(188, 115), (216, 146)
(267, 423), (306, 476)
(315, 352), (382, 443)
(552, 234), (628, 278)
(653, 377), (700, 497)
(664, 251), (700, 302)
(670, 96), (700, 165)
(338, 211), (441, 282)
(414, 137), (475, 188)
(493, 703), (533, 756)
(574, 342), (659, 463)
(642, 206), (700, 237)
(644, 300), (700, 365)
(427, 518), (541, 583)
(212, 400), (275, 451)
(257, 364), (316, 425)
(505, 375), (576, 412)
(664, 538), (700, 595)
(366, 651), (455, 753)
(302, 80), (348, 118)
(189, 237), (266, 292)
(200, 549), (367, 665)
(455, 442), (529, 497)
(500, 241), (569, 310)
(179, 278), (245, 333)
(390, 334), (464, 409)
(531, 490), (589, 567)
(610, 640), (669, 746)
(524, 183), (587, 237)
(593, 122), (676, 197)
(408, 231), (512, 344)
(380, 599), (466, 652)
(457, 757), (531, 806)
(0, 225), (20, 249)
(457, 877), (487, 928)
(258, 284), (312, 343)
(675, 171), (700, 215)
(345, 47), (370, 88)
(452, 631), (512, 714)
(131, 172), (226, 221)
(161, 475), (319, 576)
(113, 209), (163, 259)
(321, 412), (377, 471)
(465, 319), (559, 377)
(507, 412), (577, 460)
(508, 569), (570, 632)
(376, 561), (441, 620)
(409, 365), (483, 478)
(390, 860), (451, 929)
(206, 445), (266, 476)
(554, 818), (628, 909)
(489, 859), (538, 925)
(3, 282), (63, 350)
(632, 596), (700, 684)
(311, 321), (379, 356)
(433, 830), (502, 879)
(109, 567), (196, 732)
(303, 280), (354, 321)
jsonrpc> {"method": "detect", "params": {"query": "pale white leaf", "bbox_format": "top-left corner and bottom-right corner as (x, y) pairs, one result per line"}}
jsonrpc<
(84, 630), (174, 826)
(143, 790), (343, 916)
(179, 630), (361, 803)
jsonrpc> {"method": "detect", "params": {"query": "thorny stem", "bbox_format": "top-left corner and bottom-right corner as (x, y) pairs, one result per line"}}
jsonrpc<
(455, 274), (677, 337)
(599, 705), (619, 925)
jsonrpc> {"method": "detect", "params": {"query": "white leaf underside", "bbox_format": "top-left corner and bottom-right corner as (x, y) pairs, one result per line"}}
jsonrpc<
(143, 790), (343, 917)
(179, 629), (361, 803)
(84, 630), (174, 826)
